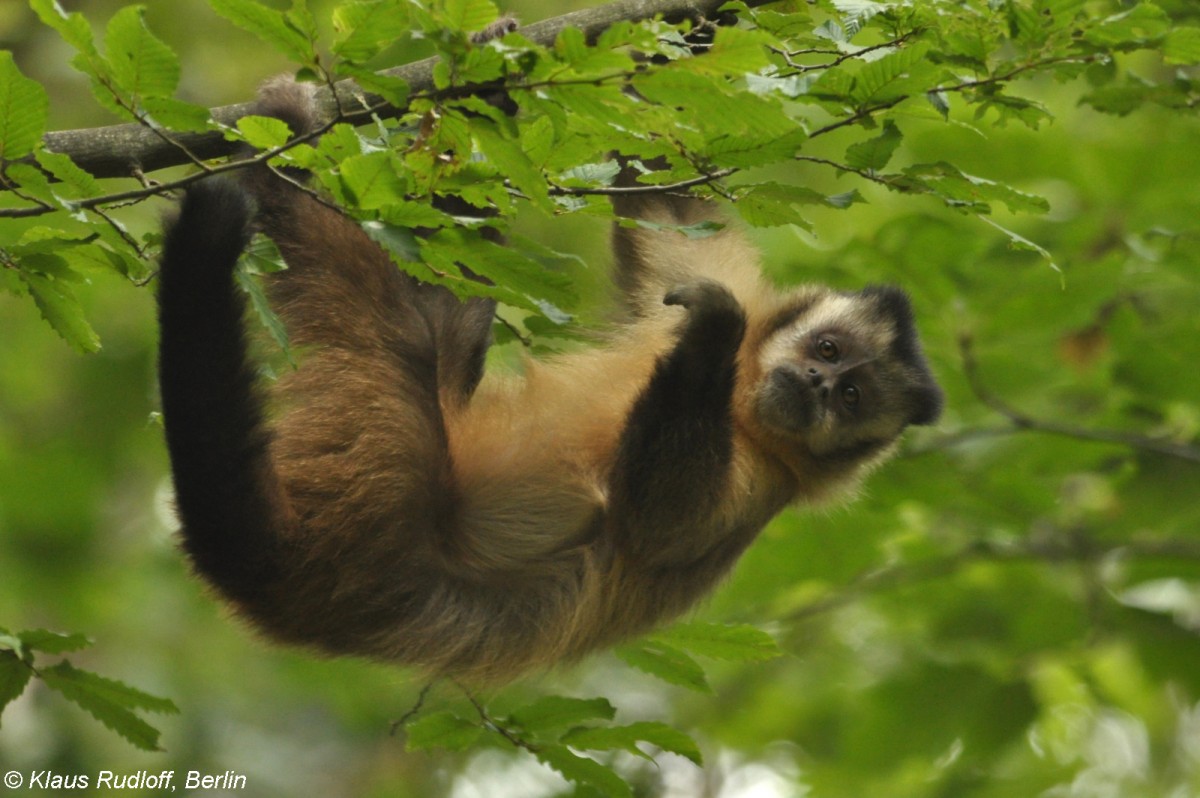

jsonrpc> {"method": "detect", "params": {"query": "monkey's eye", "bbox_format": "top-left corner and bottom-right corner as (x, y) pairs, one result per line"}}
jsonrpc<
(817, 339), (839, 360)
(841, 384), (860, 408)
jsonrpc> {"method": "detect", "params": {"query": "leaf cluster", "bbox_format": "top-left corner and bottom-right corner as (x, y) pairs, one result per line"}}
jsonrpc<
(399, 622), (779, 796)
(0, 626), (178, 752)
(3, 0), (1198, 350)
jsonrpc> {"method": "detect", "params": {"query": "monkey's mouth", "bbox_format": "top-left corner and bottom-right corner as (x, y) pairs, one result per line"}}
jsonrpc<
(757, 366), (824, 432)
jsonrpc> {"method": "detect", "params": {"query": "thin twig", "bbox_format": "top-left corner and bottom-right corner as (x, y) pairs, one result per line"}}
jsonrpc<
(389, 682), (435, 736)
(459, 683), (540, 753)
(959, 333), (1200, 463)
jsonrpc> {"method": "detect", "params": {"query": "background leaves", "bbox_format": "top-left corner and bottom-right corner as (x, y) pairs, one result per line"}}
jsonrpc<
(2, 0), (1200, 796)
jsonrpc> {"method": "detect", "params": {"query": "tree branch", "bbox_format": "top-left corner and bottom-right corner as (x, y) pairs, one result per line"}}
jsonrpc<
(958, 333), (1200, 464)
(30, 0), (769, 182)
(783, 534), (1200, 625)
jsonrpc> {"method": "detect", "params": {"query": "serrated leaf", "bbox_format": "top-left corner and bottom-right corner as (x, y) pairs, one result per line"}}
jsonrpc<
(844, 120), (902, 171)
(19, 629), (92, 655)
(0, 51), (49, 161)
(832, 0), (890, 38)
(673, 26), (770, 77)
(29, 0), (106, 74)
(536, 745), (632, 798)
(653, 622), (782, 663)
(562, 722), (704, 766)
(235, 255), (294, 367)
(736, 185), (814, 229)
(424, 229), (578, 315)
(404, 710), (483, 751)
(558, 160), (621, 186)
(19, 267), (101, 354)
(0, 651), (33, 718)
(40, 662), (178, 751)
(34, 151), (101, 198)
(852, 42), (934, 105)
(1083, 3), (1170, 48)
(234, 114), (294, 149)
(444, 0), (500, 35)
(473, 122), (550, 209)
(336, 65), (410, 107)
(208, 0), (316, 64)
(978, 215), (1059, 275)
(3, 162), (56, 206)
(338, 151), (409, 210)
(105, 5), (180, 101)
(902, 162), (1050, 215)
(1081, 83), (1148, 116)
(616, 641), (711, 693)
(1164, 27), (1200, 65)
(508, 696), (615, 734)
(333, 0), (414, 63)
(140, 96), (213, 131)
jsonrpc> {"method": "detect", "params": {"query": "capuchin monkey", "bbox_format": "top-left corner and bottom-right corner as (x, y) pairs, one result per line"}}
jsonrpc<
(156, 77), (943, 684)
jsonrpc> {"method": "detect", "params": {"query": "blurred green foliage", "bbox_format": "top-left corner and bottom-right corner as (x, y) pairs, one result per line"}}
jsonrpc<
(2, 0), (1200, 796)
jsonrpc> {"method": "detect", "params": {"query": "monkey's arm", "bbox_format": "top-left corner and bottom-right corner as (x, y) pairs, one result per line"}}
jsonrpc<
(606, 280), (747, 564)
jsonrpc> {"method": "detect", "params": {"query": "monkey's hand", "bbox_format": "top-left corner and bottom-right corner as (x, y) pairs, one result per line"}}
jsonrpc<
(664, 279), (747, 365)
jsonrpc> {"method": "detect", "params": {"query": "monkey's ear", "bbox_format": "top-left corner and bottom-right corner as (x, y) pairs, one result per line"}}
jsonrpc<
(908, 379), (944, 426)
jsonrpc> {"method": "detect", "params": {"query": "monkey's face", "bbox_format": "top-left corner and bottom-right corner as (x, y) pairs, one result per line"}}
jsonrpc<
(752, 287), (943, 461)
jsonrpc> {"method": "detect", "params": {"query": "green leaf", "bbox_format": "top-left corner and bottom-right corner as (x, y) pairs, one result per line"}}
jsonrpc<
(29, 0), (106, 74)
(616, 641), (711, 693)
(844, 120), (903, 171)
(562, 722), (704, 766)
(337, 152), (410, 210)
(473, 122), (550, 210)
(34, 151), (101, 198)
(234, 114), (294, 149)
(403, 710), (482, 752)
(1083, 3), (1171, 49)
(851, 42), (935, 106)
(18, 629), (92, 655)
(0, 51), (49, 161)
(1163, 27), (1200, 65)
(508, 696), (616, 734)
(207, 0), (316, 64)
(235, 250), (294, 367)
(19, 266), (101, 354)
(736, 184), (814, 229)
(140, 96), (213, 131)
(423, 229), (578, 317)
(535, 745), (632, 798)
(831, 0), (889, 38)
(900, 162), (1050, 215)
(40, 662), (178, 751)
(333, 0), (413, 63)
(978, 215), (1060, 275)
(653, 622), (782, 663)
(0, 650), (33, 718)
(105, 5), (180, 100)
(673, 26), (771, 77)
(443, 0), (500, 35)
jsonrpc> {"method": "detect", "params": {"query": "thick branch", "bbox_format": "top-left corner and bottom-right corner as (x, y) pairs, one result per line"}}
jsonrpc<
(35, 0), (765, 181)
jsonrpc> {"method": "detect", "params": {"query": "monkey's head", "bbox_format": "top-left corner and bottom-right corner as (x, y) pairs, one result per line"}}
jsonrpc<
(749, 285), (943, 467)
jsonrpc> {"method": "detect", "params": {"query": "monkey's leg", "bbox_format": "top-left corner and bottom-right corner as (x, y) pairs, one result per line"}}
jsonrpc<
(607, 280), (748, 564)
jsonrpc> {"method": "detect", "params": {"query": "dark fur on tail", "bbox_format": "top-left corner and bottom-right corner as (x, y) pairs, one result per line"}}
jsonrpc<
(156, 180), (290, 605)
